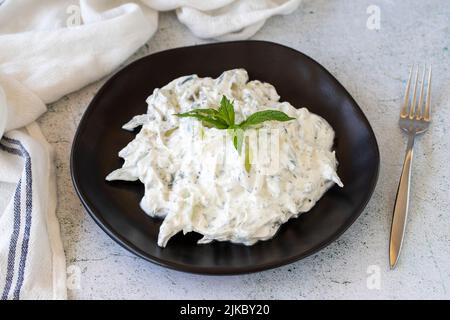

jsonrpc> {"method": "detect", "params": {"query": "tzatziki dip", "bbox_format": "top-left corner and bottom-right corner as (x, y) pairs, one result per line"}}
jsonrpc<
(106, 69), (343, 247)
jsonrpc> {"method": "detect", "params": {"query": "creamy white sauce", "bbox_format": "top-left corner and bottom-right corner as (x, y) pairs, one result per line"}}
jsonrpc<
(106, 69), (343, 247)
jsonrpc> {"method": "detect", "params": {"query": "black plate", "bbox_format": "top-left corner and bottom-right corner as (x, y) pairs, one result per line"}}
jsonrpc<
(71, 41), (379, 274)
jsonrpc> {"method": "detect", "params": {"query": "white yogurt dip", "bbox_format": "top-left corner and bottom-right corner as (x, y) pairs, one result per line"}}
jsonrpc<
(106, 69), (343, 247)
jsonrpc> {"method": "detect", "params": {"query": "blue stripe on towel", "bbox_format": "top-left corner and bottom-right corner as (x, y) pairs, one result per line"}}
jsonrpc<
(1, 176), (21, 300)
(0, 137), (33, 300)
(13, 142), (32, 300)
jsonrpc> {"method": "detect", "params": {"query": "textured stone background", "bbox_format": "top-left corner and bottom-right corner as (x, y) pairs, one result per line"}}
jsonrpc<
(38, 0), (450, 299)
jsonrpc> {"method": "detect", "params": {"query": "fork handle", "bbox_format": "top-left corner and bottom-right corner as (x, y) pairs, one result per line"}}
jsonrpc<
(389, 134), (415, 269)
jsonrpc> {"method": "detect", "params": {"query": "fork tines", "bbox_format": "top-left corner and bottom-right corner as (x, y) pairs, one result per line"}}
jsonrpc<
(401, 65), (432, 121)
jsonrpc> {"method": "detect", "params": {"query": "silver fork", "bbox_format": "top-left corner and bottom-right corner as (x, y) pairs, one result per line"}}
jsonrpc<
(389, 65), (432, 269)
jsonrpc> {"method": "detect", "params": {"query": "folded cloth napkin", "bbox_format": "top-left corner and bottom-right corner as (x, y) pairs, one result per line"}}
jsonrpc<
(0, 0), (301, 299)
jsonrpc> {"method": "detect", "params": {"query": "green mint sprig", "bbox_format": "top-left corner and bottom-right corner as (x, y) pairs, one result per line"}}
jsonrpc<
(175, 95), (295, 172)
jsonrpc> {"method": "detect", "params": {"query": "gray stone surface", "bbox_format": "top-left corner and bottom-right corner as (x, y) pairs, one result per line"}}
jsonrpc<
(37, 0), (450, 299)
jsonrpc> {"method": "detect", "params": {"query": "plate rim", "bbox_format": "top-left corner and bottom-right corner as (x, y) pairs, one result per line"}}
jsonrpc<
(70, 40), (380, 275)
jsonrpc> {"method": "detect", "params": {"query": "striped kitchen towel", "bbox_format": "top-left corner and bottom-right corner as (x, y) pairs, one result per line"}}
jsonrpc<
(0, 125), (66, 299)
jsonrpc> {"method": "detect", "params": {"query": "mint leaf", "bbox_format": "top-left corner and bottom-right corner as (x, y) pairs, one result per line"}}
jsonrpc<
(229, 128), (244, 154)
(175, 112), (228, 129)
(176, 108), (221, 118)
(218, 96), (235, 126)
(239, 110), (295, 129)
(175, 109), (228, 129)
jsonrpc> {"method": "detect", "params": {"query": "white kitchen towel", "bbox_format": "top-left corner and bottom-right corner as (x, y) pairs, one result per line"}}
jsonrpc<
(0, 0), (301, 299)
